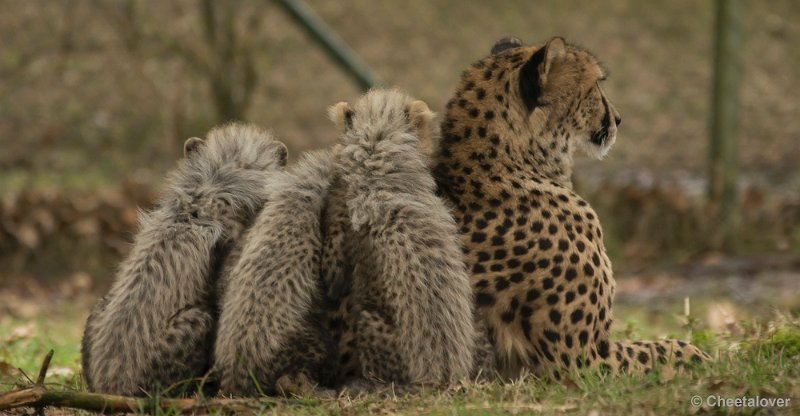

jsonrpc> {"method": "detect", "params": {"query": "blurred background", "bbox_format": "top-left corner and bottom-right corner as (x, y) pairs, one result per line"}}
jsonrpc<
(0, 0), (798, 354)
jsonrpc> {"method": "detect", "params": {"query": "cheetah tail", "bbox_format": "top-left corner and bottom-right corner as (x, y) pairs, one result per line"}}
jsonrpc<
(596, 339), (711, 374)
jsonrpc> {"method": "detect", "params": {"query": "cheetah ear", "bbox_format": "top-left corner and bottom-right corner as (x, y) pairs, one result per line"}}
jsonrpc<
(183, 137), (205, 158)
(540, 36), (566, 82)
(518, 36), (567, 112)
(328, 101), (354, 132)
(491, 36), (523, 55)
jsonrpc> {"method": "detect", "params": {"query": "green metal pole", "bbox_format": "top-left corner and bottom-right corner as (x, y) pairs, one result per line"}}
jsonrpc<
(275, 0), (381, 90)
(708, 0), (743, 249)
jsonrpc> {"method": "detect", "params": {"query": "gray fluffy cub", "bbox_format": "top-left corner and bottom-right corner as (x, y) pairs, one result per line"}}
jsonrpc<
(81, 123), (287, 396)
(324, 89), (477, 386)
(213, 149), (338, 396)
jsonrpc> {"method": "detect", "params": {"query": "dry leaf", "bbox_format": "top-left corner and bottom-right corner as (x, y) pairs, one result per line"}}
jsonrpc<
(560, 376), (581, 390)
(707, 379), (726, 392)
(706, 301), (739, 333)
(4, 323), (35, 343)
(0, 361), (16, 382)
(71, 217), (100, 237)
(31, 208), (56, 233)
(759, 385), (779, 397)
(14, 223), (39, 249)
(48, 366), (75, 378)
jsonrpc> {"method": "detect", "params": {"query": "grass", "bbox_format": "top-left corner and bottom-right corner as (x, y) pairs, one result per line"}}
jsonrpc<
(0, 299), (87, 391)
(1, 295), (798, 415)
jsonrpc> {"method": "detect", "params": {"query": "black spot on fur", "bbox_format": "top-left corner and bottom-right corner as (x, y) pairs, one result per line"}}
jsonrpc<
(565, 268), (577, 281)
(565, 291), (575, 304)
(549, 310), (562, 325)
(598, 340), (610, 358)
(544, 330), (560, 342)
(476, 292), (495, 306)
(495, 278), (510, 291)
(570, 309), (583, 324)
(579, 330), (589, 346)
(501, 311), (515, 323)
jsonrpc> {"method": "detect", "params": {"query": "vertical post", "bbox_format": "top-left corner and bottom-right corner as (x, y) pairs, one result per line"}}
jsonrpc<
(708, 0), (743, 249)
(275, 0), (380, 90)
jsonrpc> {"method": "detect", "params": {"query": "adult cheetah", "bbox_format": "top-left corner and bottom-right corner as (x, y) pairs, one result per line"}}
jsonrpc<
(432, 36), (710, 378)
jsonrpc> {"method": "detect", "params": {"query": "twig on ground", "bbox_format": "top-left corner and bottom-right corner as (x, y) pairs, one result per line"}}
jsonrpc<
(0, 350), (276, 415)
(16, 368), (34, 385)
(0, 386), (273, 414)
(35, 349), (54, 386)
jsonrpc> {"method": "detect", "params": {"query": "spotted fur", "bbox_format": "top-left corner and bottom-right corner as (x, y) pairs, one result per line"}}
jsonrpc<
(212, 150), (338, 396)
(81, 123), (287, 395)
(431, 36), (710, 378)
(321, 89), (479, 386)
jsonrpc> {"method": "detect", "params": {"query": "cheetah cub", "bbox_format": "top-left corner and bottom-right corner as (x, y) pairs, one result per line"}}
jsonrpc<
(81, 124), (287, 396)
(213, 150), (338, 396)
(325, 89), (476, 386)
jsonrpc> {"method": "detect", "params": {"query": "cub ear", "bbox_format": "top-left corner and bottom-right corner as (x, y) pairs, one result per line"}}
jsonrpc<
(491, 36), (523, 55)
(328, 101), (354, 133)
(407, 100), (439, 158)
(407, 100), (436, 130)
(518, 36), (567, 112)
(273, 142), (289, 167)
(183, 137), (205, 158)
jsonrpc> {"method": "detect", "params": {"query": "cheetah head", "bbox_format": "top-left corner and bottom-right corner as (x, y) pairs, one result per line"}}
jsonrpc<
(172, 123), (288, 238)
(183, 123), (288, 171)
(447, 36), (621, 165)
(500, 36), (620, 159)
(328, 89), (440, 161)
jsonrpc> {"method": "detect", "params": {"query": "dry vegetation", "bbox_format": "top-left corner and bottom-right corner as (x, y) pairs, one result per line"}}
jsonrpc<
(2, 1), (798, 187)
(1, 1), (799, 283)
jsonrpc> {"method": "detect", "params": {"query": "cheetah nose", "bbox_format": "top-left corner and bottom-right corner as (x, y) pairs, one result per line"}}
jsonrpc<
(614, 115), (622, 126)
